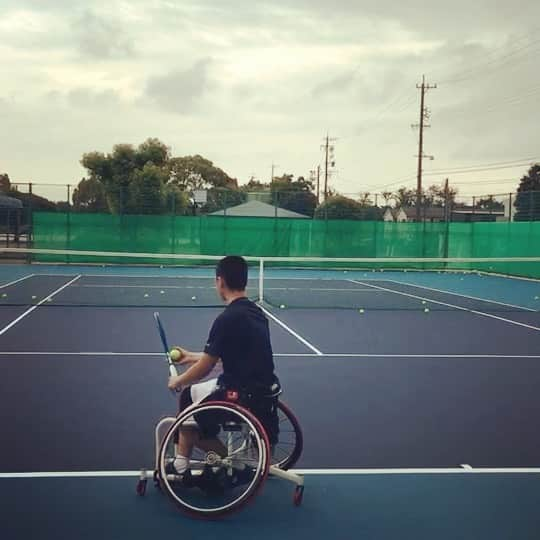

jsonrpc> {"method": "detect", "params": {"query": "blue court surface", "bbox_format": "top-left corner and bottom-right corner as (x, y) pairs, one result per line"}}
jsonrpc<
(1, 264), (540, 539)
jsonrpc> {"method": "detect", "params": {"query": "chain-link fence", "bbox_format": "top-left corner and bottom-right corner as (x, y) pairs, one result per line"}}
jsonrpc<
(2, 183), (540, 233)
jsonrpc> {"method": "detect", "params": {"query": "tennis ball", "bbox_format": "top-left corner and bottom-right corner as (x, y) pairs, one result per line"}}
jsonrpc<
(280, 304), (286, 309)
(359, 308), (365, 314)
(1, 293), (7, 298)
(32, 295), (37, 300)
(421, 300), (427, 305)
(191, 296), (197, 301)
(424, 308), (430, 313)
(535, 296), (539, 300)
(144, 293), (149, 298)
(160, 290), (165, 294)
(170, 349), (181, 362)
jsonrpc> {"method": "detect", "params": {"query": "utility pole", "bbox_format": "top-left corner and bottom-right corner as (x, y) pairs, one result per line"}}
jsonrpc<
(321, 134), (336, 201)
(271, 163), (279, 183)
(412, 75), (437, 222)
(444, 177), (449, 222)
(316, 165), (320, 203)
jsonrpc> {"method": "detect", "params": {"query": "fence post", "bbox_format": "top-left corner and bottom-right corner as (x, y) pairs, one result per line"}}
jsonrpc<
(28, 182), (33, 247)
(6, 209), (10, 248)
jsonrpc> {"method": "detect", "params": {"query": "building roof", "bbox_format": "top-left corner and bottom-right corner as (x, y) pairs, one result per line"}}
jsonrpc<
(209, 199), (310, 218)
(400, 206), (445, 219)
(0, 193), (23, 209)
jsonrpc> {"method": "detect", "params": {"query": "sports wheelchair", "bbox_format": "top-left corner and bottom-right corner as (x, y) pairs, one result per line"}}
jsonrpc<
(136, 384), (304, 518)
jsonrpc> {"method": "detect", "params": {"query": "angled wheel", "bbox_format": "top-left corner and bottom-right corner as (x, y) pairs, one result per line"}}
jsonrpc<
(158, 401), (270, 518)
(271, 401), (303, 470)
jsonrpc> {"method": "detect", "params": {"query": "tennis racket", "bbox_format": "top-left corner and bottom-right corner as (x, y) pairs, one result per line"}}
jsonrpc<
(154, 312), (180, 392)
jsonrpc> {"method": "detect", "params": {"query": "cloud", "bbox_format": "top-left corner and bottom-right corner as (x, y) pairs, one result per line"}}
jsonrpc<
(144, 59), (214, 114)
(74, 10), (135, 59)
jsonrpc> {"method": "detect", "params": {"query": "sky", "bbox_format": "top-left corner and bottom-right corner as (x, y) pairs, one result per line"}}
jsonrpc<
(1, 0), (539, 203)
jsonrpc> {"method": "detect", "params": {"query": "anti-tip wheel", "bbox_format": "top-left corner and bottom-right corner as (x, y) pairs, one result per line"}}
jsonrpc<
(293, 485), (304, 507)
(136, 479), (147, 496)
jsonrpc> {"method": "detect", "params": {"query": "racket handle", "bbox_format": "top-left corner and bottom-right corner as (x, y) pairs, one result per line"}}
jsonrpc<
(169, 362), (178, 377)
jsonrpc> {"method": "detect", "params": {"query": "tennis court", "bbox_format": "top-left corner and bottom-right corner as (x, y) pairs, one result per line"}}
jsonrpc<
(1, 250), (540, 539)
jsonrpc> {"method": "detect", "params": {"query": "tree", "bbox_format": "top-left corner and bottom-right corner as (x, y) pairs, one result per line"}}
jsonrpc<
(514, 164), (540, 221)
(381, 191), (393, 207)
(167, 155), (237, 190)
(0, 173), (10, 192)
(393, 188), (416, 207)
(72, 177), (108, 212)
(271, 175), (318, 217)
(475, 196), (504, 212)
(81, 138), (171, 213)
(425, 184), (458, 207)
(127, 163), (168, 214)
(315, 195), (381, 220)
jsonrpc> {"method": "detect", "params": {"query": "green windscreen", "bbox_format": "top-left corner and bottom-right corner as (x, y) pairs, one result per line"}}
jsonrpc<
(32, 213), (540, 268)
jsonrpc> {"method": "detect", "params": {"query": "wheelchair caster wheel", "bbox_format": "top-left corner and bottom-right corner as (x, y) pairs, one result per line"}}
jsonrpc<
(153, 470), (162, 492)
(293, 485), (304, 506)
(136, 479), (147, 496)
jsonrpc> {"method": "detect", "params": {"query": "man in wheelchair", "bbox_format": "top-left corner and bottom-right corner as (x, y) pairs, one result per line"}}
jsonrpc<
(167, 256), (280, 487)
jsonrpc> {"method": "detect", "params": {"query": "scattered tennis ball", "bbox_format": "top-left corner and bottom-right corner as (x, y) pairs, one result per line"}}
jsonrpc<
(1, 293), (7, 298)
(31, 295), (37, 300)
(359, 308), (365, 314)
(343, 270), (348, 274)
(424, 308), (430, 313)
(421, 300), (427, 305)
(46, 297), (52, 302)
(169, 349), (181, 362)
(160, 290), (165, 294)
(144, 293), (149, 298)
(535, 296), (539, 300)
(280, 304), (286, 309)
(191, 296), (197, 301)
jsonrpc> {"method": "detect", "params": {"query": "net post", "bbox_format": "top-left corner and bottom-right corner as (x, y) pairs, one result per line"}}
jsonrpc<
(258, 258), (264, 303)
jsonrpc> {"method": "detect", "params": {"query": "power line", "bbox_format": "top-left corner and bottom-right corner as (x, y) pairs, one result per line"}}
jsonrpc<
(439, 32), (540, 85)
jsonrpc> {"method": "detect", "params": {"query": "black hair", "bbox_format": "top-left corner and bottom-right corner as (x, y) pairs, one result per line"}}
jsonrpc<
(216, 256), (248, 290)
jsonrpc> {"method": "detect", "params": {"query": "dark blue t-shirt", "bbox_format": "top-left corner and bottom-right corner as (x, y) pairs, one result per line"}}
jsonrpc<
(204, 297), (275, 387)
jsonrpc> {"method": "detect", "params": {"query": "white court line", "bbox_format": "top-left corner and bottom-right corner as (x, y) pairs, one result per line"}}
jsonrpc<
(259, 305), (323, 356)
(0, 275), (82, 337)
(0, 274), (35, 290)
(384, 279), (536, 312)
(349, 279), (540, 333)
(1, 352), (540, 359)
(2, 467), (540, 479)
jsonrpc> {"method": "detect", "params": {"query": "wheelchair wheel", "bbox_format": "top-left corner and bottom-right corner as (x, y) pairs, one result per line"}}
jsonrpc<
(272, 401), (303, 470)
(158, 401), (270, 518)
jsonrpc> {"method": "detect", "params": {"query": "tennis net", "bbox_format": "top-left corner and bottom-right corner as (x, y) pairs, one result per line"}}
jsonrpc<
(0, 248), (539, 312)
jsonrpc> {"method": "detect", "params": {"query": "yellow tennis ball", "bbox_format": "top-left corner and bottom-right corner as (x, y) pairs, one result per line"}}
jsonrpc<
(170, 349), (181, 362)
